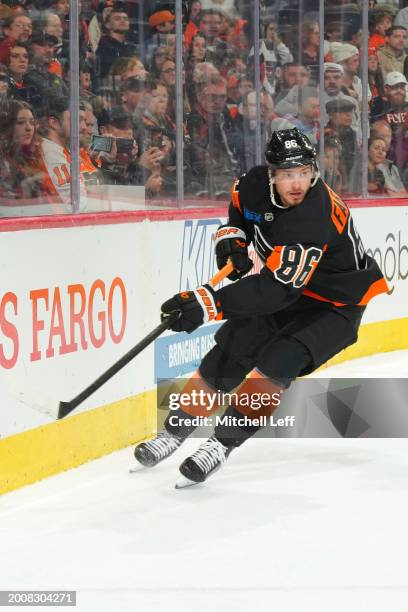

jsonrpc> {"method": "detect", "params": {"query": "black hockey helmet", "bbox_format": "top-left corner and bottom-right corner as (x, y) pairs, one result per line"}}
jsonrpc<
(265, 127), (317, 169)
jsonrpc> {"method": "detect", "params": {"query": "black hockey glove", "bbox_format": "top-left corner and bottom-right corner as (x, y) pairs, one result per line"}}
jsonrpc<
(161, 285), (222, 333)
(214, 225), (253, 281)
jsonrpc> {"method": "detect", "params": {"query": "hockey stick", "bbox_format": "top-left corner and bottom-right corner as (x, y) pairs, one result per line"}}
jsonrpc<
(57, 260), (233, 419)
(11, 260), (234, 420)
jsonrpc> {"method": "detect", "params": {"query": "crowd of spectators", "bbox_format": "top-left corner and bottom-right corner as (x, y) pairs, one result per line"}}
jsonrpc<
(0, 0), (408, 208)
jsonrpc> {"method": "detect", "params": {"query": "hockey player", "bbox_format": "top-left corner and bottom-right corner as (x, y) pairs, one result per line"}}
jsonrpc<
(134, 128), (388, 486)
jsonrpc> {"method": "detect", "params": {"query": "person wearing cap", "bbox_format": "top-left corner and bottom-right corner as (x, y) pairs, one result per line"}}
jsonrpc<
(24, 31), (67, 110)
(370, 71), (408, 188)
(145, 9), (175, 66)
(42, 10), (66, 74)
(371, 71), (408, 120)
(325, 97), (360, 192)
(330, 42), (369, 106)
(377, 26), (407, 80)
(148, 9), (175, 34)
(322, 62), (363, 139)
(96, 5), (138, 81)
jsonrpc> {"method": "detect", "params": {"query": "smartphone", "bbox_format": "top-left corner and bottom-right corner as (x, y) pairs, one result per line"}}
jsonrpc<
(90, 135), (113, 153)
(116, 138), (135, 154)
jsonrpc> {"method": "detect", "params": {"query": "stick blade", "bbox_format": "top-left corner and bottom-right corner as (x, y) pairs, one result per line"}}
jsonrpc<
(58, 401), (76, 419)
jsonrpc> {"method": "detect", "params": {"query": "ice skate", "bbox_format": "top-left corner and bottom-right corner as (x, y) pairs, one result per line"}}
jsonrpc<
(175, 435), (233, 488)
(133, 430), (185, 468)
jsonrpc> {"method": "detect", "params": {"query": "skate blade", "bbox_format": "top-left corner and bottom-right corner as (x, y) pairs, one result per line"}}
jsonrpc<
(129, 464), (146, 474)
(175, 475), (202, 489)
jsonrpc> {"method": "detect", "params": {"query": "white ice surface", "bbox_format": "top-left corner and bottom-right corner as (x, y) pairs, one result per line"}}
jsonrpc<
(1, 350), (408, 612)
(311, 349), (408, 378)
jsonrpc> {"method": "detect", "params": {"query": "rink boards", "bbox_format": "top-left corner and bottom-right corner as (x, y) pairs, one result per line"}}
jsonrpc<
(0, 201), (407, 493)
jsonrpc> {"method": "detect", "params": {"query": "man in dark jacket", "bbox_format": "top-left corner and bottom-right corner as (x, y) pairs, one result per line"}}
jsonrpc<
(95, 6), (139, 81)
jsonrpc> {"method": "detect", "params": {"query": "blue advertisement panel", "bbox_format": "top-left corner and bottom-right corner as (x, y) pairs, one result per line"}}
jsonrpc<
(154, 323), (221, 381)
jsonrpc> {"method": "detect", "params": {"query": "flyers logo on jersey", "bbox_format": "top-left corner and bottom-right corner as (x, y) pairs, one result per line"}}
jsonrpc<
(327, 185), (349, 234)
(230, 178), (242, 213)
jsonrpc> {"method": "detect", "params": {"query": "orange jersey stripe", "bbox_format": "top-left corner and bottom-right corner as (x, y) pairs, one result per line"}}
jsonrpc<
(230, 179), (242, 213)
(266, 246), (283, 273)
(303, 276), (389, 307)
(326, 184), (349, 234)
(357, 277), (389, 306)
(302, 289), (348, 307)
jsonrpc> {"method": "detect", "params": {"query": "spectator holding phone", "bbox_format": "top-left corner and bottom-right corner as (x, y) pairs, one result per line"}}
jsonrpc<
(98, 105), (162, 197)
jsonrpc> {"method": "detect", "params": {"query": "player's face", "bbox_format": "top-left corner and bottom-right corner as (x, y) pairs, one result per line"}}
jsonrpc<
(13, 108), (35, 146)
(274, 165), (313, 207)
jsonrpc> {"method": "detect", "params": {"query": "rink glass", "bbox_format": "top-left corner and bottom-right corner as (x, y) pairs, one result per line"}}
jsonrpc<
(0, 0), (405, 216)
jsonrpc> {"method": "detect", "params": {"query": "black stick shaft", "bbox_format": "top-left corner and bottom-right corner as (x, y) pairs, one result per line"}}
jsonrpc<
(58, 313), (178, 419)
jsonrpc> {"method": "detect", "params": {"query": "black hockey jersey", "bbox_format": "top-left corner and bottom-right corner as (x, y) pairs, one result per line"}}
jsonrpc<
(214, 166), (388, 319)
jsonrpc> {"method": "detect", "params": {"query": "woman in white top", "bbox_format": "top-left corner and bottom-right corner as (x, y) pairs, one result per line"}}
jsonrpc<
(368, 136), (407, 197)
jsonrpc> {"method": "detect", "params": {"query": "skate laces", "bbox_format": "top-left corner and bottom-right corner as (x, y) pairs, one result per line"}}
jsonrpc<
(143, 431), (181, 460)
(190, 436), (228, 474)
